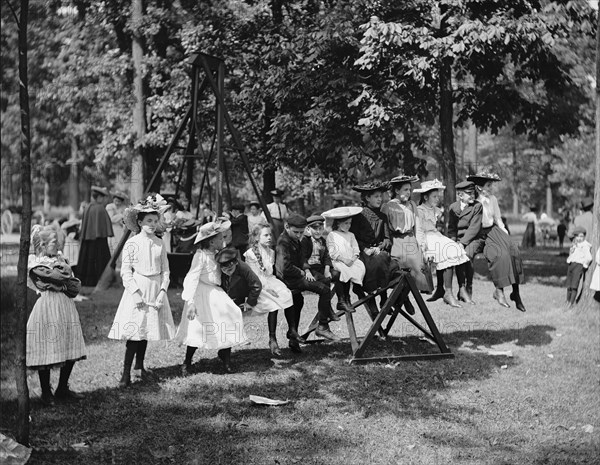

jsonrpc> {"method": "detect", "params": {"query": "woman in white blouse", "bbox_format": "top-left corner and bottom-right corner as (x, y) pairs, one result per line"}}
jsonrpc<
(467, 172), (526, 312)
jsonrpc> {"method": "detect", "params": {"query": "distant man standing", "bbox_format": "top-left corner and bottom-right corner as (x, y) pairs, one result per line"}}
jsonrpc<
(570, 197), (594, 239)
(77, 186), (114, 286)
(263, 189), (289, 239)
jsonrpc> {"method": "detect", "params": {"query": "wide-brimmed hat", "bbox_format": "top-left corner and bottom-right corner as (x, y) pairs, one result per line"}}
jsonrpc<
(581, 197), (594, 209)
(455, 181), (475, 191)
(123, 193), (169, 233)
(194, 219), (231, 244)
(270, 189), (284, 197)
(112, 190), (128, 201)
(352, 181), (389, 193)
(389, 174), (419, 185)
(181, 218), (202, 228)
(307, 214), (325, 226)
(248, 201), (261, 209)
(466, 171), (502, 184)
(413, 179), (446, 194)
(91, 185), (109, 197)
(571, 225), (587, 237)
(215, 247), (239, 265)
(322, 206), (363, 220)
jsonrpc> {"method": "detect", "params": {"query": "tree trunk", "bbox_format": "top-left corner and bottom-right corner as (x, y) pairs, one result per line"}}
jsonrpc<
(512, 141), (519, 215)
(16, 0), (31, 445)
(439, 56), (457, 209)
(582, 11), (600, 310)
(69, 138), (79, 214)
(130, 0), (145, 203)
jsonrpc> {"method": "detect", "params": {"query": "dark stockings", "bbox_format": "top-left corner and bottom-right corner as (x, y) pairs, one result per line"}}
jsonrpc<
(184, 346), (197, 367)
(268, 311), (278, 341)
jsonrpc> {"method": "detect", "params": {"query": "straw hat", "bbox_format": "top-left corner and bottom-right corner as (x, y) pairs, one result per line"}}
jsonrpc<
(194, 219), (232, 244)
(413, 179), (446, 194)
(123, 193), (169, 233)
(389, 174), (419, 185)
(352, 181), (389, 193)
(112, 190), (128, 201)
(466, 171), (502, 184)
(91, 185), (109, 197)
(322, 206), (363, 220)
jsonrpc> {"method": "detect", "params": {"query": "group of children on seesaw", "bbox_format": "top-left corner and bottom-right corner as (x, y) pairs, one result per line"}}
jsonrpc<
(30, 171), (589, 406)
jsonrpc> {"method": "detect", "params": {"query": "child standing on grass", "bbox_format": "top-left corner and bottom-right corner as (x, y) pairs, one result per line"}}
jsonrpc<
(108, 194), (175, 387)
(565, 226), (593, 307)
(244, 223), (295, 357)
(27, 224), (86, 406)
(175, 220), (247, 374)
(323, 206), (366, 313)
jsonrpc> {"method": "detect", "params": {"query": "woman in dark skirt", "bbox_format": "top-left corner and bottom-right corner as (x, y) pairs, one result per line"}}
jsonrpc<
(521, 207), (537, 249)
(467, 172), (526, 312)
(77, 186), (114, 286)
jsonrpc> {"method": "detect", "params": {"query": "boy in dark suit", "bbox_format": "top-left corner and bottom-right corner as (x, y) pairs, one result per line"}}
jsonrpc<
(446, 181), (484, 303)
(276, 214), (339, 352)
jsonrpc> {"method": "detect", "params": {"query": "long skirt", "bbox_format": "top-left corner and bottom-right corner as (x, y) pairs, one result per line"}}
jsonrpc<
(423, 231), (469, 270)
(77, 238), (111, 286)
(174, 282), (247, 350)
(484, 225), (524, 288)
(590, 264), (600, 291)
(108, 273), (175, 341)
(252, 276), (293, 314)
(360, 250), (392, 293)
(26, 291), (86, 370)
(391, 235), (431, 291)
(521, 222), (536, 249)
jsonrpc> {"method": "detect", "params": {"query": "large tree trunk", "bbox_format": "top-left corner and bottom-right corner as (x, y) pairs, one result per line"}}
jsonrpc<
(439, 56), (457, 209)
(582, 11), (600, 310)
(16, 0), (31, 445)
(130, 0), (145, 203)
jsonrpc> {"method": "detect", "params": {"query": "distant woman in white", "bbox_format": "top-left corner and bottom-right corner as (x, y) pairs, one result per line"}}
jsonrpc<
(174, 220), (247, 373)
(415, 179), (469, 307)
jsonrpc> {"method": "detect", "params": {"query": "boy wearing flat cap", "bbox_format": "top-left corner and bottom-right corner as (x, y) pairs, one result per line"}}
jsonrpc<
(565, 226), (593, 307)
(276, 214), (340, 351)
(444, 180), (484, 304)
(216, 248), (262, 312)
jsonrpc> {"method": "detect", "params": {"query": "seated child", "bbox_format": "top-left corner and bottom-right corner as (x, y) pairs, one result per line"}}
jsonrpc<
(565, 226), (593, 307)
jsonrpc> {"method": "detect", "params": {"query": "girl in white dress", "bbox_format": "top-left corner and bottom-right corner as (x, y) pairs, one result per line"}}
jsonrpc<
(590, 249), (600, 292)
(414, 180), (469, 308)
(323, 207), (366, 311)
(109, 194), (175, 387)
(174, 220), (247, 374)
(27, 224), (86, 405)
(244, 224), (294, 356)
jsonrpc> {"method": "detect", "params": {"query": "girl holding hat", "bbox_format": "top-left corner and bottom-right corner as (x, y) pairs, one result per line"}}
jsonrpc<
(468, 172), (526, 311)
(382, 174), (430, 291)
(415, 180), (469, 308)
(108, 194), (175, 387)
(174, 219), (247, 373)
(244, 223), (295, 356)
(323, 206), (366, 311)
(27, 224), (86, 405)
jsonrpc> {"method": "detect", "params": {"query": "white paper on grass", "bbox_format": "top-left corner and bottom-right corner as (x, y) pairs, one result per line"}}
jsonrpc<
(249, 395), (289, 406)
(0, 433), (32, 465)
(487, 350), (513, 357)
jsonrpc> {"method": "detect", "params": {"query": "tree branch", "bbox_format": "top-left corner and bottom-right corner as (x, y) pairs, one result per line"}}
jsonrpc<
(5, 0), (20, 27)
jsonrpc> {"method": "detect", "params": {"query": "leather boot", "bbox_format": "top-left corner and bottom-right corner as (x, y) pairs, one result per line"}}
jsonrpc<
(458, 287), (475, 305)
(427, 287), (445, 302)
(217, 349), (233, 374)
(403, 299), (416, 315)
(493, 288), (510, 308)
(118, 371), (131, 388)
(509, 285), (526, 312)
(443, 291), (462, 308)
(315, 324), (340, 341)
(286, 328), (307, 344)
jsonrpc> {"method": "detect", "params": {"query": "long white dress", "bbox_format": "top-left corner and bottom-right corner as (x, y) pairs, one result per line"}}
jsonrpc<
(326, 230), (365, 285)
(174, 249), (247, 349)
(26, 254), (86, 369)
(416, 204), (469, 270)
(108, 233), (175, 341)
(244, 245), (293, 314)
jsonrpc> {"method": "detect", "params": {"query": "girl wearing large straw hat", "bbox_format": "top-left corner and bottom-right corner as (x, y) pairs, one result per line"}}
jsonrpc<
(467, 172), (526, 312)
(174, 219), (247, 373)
(415, 180), (470, 308)
(108, 194), (175, 387)
(323, 206), (367, 312)
(382, 174), (430, 292)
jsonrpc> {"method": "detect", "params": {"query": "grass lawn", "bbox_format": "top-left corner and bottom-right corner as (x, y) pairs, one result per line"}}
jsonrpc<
(1, 245), (599, 464)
